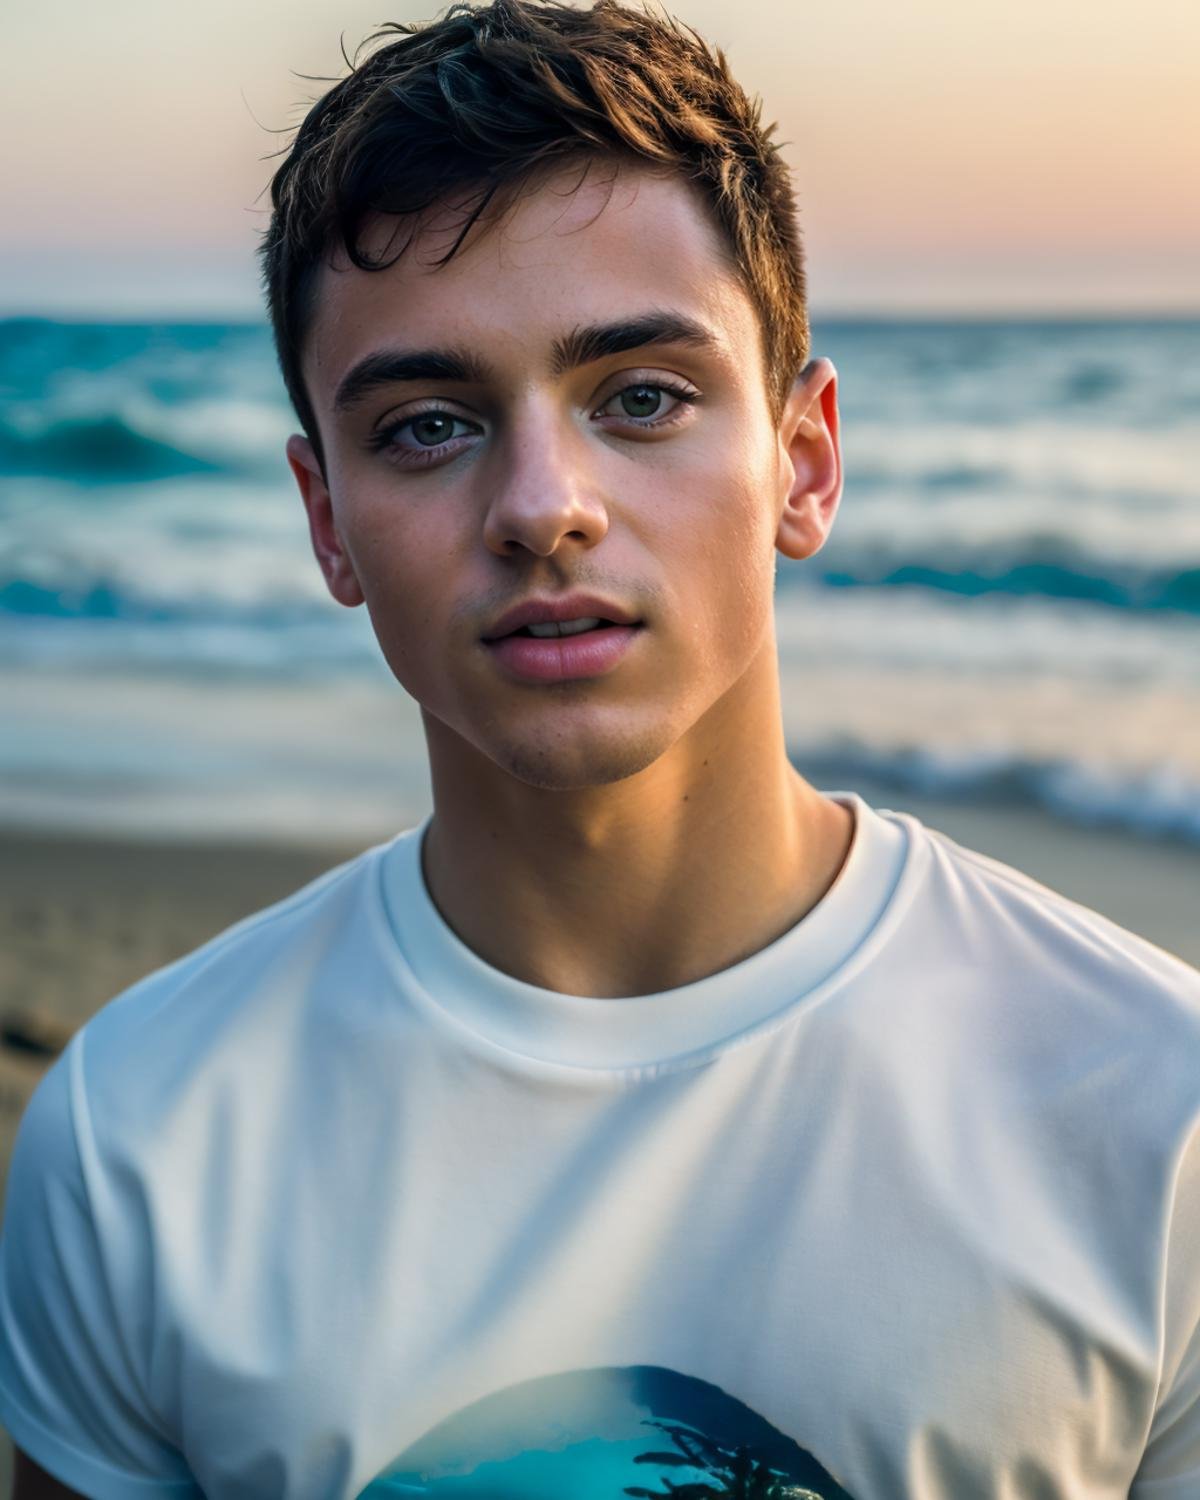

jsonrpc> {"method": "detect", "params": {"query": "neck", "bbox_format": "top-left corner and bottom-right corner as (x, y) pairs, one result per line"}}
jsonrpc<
(420, 649), (854, 999)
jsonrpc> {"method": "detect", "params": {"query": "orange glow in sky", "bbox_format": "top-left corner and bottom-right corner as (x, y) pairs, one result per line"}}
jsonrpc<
(0, 0), (1195, 314)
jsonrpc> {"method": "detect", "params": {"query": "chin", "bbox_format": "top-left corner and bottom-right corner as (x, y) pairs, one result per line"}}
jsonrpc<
(489, 727), (673, 791)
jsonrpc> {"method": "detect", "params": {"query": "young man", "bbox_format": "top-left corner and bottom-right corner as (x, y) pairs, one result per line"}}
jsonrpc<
(3, 1), (1199, 1495)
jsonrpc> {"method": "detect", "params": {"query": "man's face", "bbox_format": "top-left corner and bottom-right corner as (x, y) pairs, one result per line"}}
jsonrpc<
(291, 164), (840, 790)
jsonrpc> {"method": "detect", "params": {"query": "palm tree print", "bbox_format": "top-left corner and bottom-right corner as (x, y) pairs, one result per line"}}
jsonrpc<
(623, 1419), (827, 1499)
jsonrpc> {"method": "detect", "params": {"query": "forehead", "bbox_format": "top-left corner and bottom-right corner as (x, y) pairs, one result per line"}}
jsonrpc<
(302, 165), (762, 396)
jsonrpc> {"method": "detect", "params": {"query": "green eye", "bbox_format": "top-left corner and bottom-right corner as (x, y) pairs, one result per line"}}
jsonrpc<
(410, 413), (456, 447)
(619, 385), (663, 419)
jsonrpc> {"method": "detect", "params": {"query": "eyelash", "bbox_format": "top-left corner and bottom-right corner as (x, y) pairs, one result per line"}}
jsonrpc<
(367, 380), (701, 467)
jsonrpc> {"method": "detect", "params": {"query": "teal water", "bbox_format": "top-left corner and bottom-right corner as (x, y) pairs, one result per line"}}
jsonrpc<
(3, 316), (1198, 842)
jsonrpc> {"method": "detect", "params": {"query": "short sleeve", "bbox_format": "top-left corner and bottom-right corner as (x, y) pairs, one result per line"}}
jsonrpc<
(1132, 1120), (1200, 1496)
(0, 1035), (200, 1498)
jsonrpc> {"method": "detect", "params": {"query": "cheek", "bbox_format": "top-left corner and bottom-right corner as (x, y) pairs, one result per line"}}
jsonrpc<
(674, 449), (780, 635)
(334, 478), (450, 606)
(332, 504), (442, 679)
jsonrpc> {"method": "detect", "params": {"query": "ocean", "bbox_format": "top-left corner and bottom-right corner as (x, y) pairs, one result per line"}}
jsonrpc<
(2, 316), (1198, 845)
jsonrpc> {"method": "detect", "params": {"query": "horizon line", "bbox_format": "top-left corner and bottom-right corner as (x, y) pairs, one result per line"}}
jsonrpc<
(2, 306), (1199, 326)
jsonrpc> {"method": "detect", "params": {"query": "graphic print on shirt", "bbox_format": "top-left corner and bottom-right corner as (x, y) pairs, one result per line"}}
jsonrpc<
(357, 1364), (856, 1497)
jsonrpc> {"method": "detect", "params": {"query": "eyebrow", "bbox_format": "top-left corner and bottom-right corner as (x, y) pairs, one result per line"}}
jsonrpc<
(334, 349), (497, 412)
(550, 311), (722, 376)
(332, 311), (722, 413)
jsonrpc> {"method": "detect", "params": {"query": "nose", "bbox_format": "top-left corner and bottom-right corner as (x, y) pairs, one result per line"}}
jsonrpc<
(482, 412), (609, 559)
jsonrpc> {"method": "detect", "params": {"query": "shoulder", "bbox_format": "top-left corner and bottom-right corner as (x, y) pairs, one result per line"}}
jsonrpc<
(2, 832), (416, 1344)
(880, 813), (1200, 1252)
(885, 812), (1200, 1130)
(98, 836), (385, 1009)
(904, 811), (1200, 1003)
(65, 834), (409, 1141)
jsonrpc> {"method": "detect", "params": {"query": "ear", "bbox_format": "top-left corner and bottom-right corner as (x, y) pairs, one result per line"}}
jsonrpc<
(774, 357), (844, 562)
(286, 434), (366, 608)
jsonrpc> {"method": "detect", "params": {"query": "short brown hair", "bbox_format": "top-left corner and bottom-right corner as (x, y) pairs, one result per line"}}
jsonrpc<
(261, 0), (810, 459)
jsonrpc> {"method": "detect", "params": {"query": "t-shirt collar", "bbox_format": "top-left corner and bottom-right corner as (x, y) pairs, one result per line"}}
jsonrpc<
(378, 790), (910, 1072)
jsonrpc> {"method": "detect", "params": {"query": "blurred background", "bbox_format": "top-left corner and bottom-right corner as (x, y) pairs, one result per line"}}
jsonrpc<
(0, 0), (1197, 1478)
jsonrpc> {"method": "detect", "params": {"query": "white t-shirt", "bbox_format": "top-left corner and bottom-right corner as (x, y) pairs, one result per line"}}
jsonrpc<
(3, 791), (1199, 1500)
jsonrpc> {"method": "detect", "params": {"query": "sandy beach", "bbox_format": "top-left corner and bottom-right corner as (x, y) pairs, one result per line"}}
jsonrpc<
(1, 796), (1197, 1482)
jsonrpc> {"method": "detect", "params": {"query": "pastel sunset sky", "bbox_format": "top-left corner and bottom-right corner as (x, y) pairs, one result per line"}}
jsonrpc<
(1, 0), (1195, 316)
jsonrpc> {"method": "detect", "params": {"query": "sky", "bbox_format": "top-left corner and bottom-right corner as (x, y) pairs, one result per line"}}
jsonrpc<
(0, 0), (1196, 317)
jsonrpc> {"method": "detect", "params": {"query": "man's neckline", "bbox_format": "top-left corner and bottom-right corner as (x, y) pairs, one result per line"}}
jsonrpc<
(371, 790), (919, 1076)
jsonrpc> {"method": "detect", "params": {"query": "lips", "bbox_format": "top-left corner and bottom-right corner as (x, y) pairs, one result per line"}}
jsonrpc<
(484, 623), (641, 683)
(479, 592), (644, 683)
(503, 616), (608, 639)
(481, 593), (640, 642)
